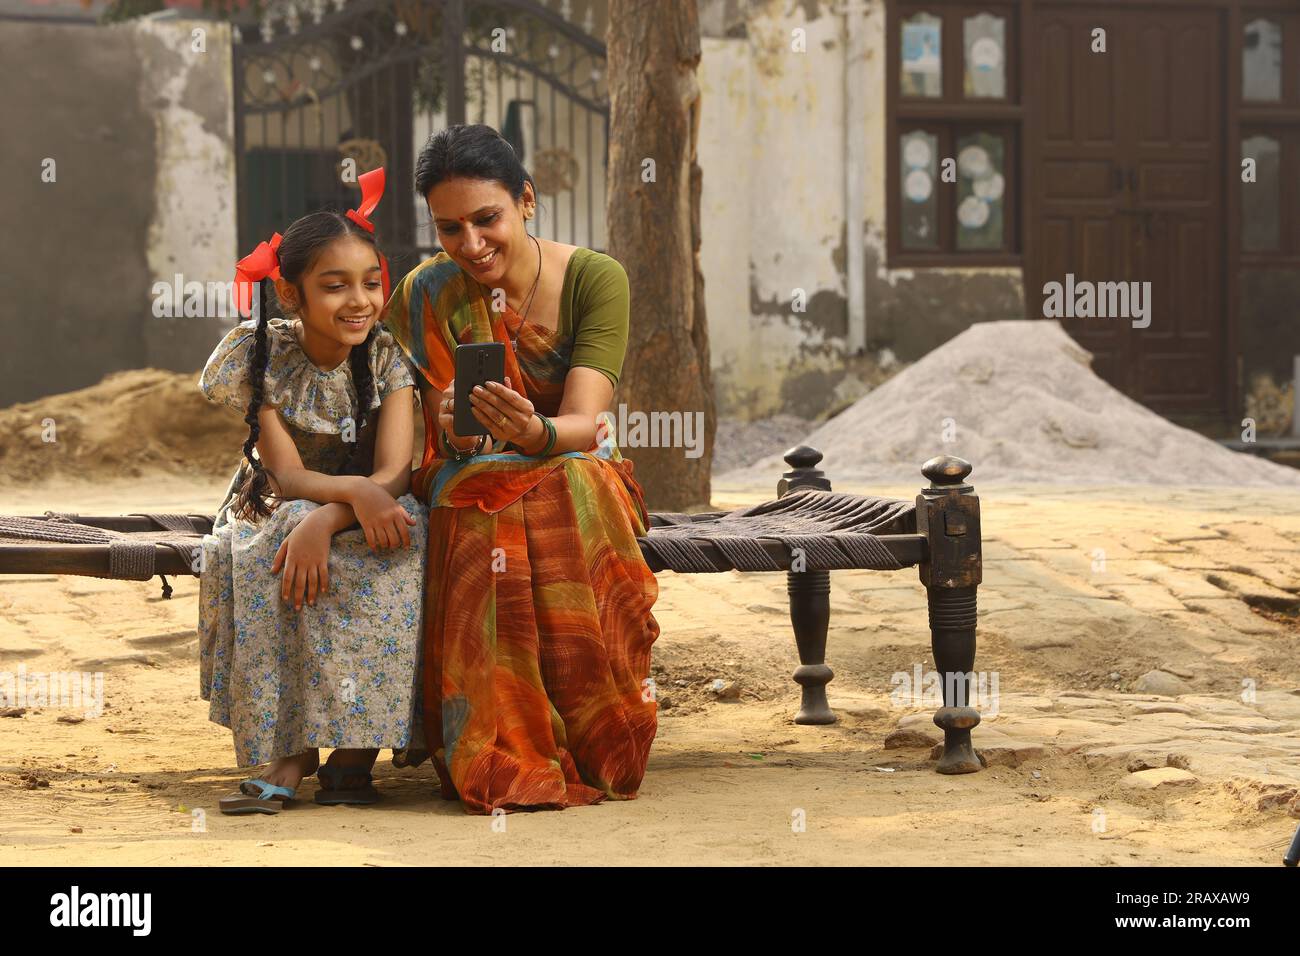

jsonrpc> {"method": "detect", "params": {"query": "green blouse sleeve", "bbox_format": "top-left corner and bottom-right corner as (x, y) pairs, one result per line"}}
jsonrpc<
(569, 252), (630, 388)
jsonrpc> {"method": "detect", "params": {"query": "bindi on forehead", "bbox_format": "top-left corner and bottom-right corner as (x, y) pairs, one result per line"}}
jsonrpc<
(432, 203), (501, 226)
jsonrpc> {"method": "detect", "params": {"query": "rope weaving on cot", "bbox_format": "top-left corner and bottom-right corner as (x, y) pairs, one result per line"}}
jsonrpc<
(638, 486), (916, 573)
(0, 491), (916, 578)
(0, 513), (207, 582)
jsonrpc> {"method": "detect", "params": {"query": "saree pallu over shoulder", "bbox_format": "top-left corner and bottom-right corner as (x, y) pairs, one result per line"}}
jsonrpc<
(382, 252), (525, 395)
(380, 251), (660, 814)
(382, 251), (651, 526)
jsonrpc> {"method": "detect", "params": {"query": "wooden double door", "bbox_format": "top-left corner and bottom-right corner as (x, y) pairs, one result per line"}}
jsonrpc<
(1028, 5), (1226, 419)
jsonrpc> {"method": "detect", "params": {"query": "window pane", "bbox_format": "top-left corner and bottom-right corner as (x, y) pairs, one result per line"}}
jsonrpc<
(1243, 19), (1282, 102)
(1241, 135), (1281, 251)
(964, 13), (1006, 99)
(901, 12), (942, 98)
(901, 130), (939, 249)
(955, 132), (1005, 251)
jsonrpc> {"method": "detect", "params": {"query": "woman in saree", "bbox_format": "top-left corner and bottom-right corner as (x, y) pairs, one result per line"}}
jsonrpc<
(381, 123), (661, 814)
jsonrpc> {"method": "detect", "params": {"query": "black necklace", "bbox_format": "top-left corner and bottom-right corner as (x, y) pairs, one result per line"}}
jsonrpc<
(508, 235), (543, 352)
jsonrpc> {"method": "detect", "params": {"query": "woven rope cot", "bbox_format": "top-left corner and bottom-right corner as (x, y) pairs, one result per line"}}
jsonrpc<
(0, 513), (212, 596)
(643, 487), (916, 573)
(0, 446), (986, 774)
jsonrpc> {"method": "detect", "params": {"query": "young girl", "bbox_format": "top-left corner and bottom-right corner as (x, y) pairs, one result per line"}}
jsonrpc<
(197, 195), (427, 814)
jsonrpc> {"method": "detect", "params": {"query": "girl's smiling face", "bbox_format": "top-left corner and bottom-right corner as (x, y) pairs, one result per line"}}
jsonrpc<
(274, 235), (384, 349)
(426, 176), (532, 282)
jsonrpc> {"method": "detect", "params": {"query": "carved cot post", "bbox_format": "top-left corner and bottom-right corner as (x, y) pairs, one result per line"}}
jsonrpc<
(916, 455), (983, 774)
(777, 445), (835, 725)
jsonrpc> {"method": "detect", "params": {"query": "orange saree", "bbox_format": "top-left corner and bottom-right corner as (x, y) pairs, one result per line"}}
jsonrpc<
(382, 252), (660, 813)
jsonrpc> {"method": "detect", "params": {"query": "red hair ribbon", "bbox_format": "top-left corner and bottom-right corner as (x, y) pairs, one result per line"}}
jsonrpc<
(233, 232), (282, 319)
(347, 167), (391, 300)
(345, 167), (385, 232)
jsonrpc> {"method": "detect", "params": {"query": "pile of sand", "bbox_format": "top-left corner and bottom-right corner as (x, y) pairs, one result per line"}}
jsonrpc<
(719, 320), (1300, 489)
(0, 369), (246, 486)
(6, 320), (1296, 492)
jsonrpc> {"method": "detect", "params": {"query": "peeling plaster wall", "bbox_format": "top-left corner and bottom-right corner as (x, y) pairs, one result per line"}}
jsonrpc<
(697, 0), (1024, 422)
(699, 0), (851, 420)
(698, 36), (759, 415)
(0, 16), (236, 408)
(135, 18), (239, 374)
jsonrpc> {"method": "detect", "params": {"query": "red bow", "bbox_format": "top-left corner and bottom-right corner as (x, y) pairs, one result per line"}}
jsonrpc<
(345, 167), (385, 233)
(347, 167), (391, 300)
(233, 232), (282, 319)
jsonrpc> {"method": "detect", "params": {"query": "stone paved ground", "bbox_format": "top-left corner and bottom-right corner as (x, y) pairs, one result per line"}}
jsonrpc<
(0, 477), (1297, 864)
(702, 479), (1300, 827)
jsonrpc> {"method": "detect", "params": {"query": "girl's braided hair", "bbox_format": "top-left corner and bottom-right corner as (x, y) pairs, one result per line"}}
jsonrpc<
(232, 211), (381, 521)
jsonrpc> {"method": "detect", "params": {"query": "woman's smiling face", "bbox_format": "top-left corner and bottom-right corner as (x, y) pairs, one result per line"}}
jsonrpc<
(426, 177), (532, 282)
(277, 234), (384, 347)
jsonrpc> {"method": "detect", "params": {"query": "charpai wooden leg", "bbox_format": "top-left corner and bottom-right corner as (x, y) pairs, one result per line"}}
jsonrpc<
(790, 567), (834, 724)
(917, 455), (983, 774)
(778, 445), (836, 725)
(928, 584), (980, 773)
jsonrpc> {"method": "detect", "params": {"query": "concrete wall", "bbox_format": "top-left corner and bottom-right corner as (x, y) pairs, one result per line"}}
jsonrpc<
(697, 0), (1023, 421)
(0, 15), (237, 408)
(699, 3), (859, 421)
(0, 1), (1024, 424)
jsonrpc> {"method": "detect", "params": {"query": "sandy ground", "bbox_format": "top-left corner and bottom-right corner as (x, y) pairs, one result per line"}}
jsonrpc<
(1, 473), (1298, 866)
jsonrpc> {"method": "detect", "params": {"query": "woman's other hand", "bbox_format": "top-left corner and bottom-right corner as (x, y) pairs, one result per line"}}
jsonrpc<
(271, 511), (333, 611)
(349, 480), (416, 552)
(436, 378), (479, 454)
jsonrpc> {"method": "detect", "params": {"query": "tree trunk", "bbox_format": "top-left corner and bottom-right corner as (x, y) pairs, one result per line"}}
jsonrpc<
(606, 0), (715, 512)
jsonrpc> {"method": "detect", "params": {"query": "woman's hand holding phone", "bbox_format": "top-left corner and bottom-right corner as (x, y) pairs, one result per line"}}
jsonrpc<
(434, 382), (475, 452)
(437, 378), (479, 454)
(469, 375), (537, 448)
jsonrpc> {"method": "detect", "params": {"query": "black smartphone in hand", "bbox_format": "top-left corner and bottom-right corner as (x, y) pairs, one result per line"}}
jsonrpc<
(453, 342), (505, 437)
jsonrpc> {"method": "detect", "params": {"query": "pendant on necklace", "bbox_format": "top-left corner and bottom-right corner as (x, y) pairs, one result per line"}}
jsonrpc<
(507, 312), (522, 353)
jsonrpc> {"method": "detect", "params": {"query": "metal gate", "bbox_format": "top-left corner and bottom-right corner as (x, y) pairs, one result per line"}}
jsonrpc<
(232, 0), (609, 282)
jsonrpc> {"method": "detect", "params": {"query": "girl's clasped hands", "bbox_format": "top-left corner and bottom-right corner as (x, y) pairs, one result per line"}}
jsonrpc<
(271, 478), (417, 611)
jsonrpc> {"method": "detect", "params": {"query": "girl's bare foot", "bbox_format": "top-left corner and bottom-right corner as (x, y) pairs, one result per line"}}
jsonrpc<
(258, 749), (320, 790)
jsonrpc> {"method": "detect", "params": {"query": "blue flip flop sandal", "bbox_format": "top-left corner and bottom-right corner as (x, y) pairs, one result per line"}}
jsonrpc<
(219, 778), (296, 815)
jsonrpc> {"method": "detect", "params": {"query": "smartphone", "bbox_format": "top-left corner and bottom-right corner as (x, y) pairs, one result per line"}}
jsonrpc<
(453, 341), (505, 437)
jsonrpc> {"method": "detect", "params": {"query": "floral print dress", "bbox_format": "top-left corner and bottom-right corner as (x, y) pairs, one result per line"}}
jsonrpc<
(197, 317), (428, 767)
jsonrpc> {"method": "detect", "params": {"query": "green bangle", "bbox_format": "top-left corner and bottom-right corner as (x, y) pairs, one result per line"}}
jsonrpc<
(536, 413), (557, 456)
